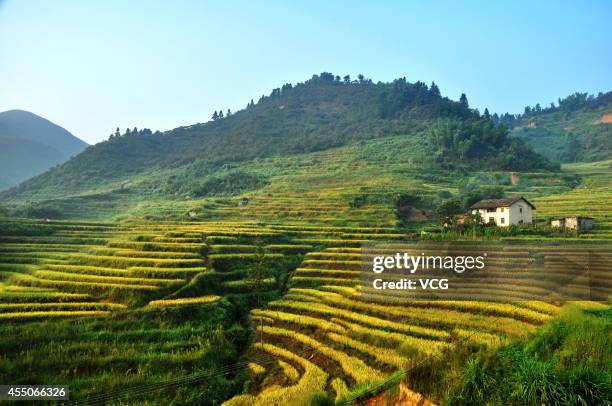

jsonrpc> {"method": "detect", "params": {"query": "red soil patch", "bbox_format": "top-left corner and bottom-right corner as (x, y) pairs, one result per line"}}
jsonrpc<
(595, 113), (612, 124)
(409, 208), (428, 221)
(364, 383), (436, 406)
(510, 172), (519, 186)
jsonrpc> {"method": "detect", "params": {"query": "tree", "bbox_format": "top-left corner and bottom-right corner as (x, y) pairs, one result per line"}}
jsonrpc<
(394, 192), (424, 227)
(125, 128), (131, 136)
(561, 133), (581, 163)
(459, 93), (469, 109)
(483, 108), (490, 119)
(435, 198), (463, 224)
(430, 81), (441, 97)
(212, 111), (218, 121)
(218, 110), (224, 119)
(268, 256), (292, 292)
(226, 109), (231, 117)
(115, 127), (121, 138)
(343, 75), (351, 84)
(248, 242), (270, 307)
(357, 74), (364, 83)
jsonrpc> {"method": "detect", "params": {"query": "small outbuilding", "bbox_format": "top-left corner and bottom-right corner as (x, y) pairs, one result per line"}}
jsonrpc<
(551, 216), (594, 232)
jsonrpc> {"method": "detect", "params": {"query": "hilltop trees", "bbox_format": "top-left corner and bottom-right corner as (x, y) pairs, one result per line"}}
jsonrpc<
(109, 127), (153, 140)
(518, 91), (611, 119)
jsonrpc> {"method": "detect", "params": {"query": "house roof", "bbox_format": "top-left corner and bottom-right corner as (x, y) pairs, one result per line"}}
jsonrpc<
(470, 197), (535, 210)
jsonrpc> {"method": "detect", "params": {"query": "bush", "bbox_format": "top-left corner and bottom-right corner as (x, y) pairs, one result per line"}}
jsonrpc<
(448, 306), (612, 405)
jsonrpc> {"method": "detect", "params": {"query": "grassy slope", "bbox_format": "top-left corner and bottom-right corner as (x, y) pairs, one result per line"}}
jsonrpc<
(1, 134), (578, 227)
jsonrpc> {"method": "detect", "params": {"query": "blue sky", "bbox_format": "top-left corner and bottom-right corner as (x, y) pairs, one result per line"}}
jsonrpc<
(0, 0), (610, 144)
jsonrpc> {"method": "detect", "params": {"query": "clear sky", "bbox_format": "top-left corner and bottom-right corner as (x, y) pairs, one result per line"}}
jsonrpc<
(1, 0), (610, 144)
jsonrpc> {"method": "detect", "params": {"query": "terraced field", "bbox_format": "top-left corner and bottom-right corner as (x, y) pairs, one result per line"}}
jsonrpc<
(227, 245), (572, 404)
(1, 161), (610, 404)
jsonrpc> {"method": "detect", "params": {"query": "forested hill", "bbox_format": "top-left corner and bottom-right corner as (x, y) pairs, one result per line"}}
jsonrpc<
(2, 73), (554, 202)
(507, 91), (612, 163)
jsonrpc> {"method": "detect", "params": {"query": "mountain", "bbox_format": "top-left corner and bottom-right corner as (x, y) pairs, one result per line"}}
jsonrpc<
(1, 74), (555, 208)
(0, 110), (88, 190)
(508, 91), (612, 163)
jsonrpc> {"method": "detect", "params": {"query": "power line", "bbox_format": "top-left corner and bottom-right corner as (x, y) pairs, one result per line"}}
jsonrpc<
(66, 353), (279, 406)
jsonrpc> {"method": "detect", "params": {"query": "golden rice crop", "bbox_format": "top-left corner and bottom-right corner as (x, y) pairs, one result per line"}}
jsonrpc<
(277, 360), (299, 382)
(251, 309), (346, 334)
(224, 342), (328, 406)
(46, 264), (130, 276)
(331, 378), (348, 401)
(331, 318), (449, 356)
(326, 332), (408, 370)
(258, 325), (385, 384)
(68, 253), (203, 268)
(87, 248), (201, 259)
(149, 296), (221, 307)
(289, 288), (536, 337)
(0, 302), (126, 312)
(0, 310), (110, 320)
(452, 328), (506, 347)
(10, 272), (158, 291)
(248, 362), (266, 375)
(291, 276), (358, 286)
(32, 270), (182, 286)
(269, 299), (449, 340)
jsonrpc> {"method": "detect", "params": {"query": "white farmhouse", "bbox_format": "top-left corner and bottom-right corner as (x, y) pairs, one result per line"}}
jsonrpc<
(469, 197), (535, 227)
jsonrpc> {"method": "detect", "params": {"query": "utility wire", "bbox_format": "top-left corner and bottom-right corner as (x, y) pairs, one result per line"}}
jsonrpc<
(65, 353), (279, 406)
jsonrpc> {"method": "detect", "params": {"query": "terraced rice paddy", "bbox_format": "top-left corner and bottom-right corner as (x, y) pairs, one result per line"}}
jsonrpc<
(1, 161), (610, 404)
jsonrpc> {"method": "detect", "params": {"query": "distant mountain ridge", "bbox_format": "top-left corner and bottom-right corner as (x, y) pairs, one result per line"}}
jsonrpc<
(0, 110), (88, 190)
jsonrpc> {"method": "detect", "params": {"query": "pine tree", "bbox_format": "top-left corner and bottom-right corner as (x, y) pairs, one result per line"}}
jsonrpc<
(430, 81), (441, 97)
(115, 127), (121, 138)
(218, 110), (224, 119)
(459, 93), (469, 109)
(484, 108), (490, 119)
(227, 109), (231, 117)
(212, 111), (218, 121)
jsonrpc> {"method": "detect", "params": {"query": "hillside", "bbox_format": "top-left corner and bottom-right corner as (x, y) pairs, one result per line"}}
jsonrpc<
(509, 91), (612, 163)
(0, 160), (609, 403)
(1, 74), (555, 208)
(0, 110), (88, 190)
